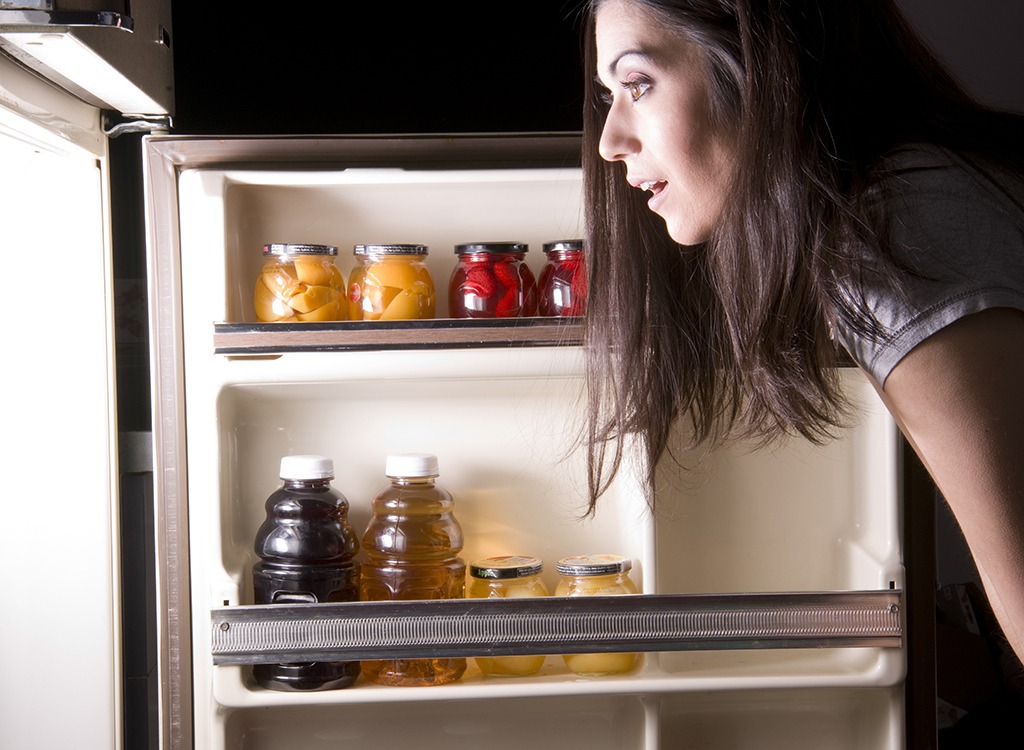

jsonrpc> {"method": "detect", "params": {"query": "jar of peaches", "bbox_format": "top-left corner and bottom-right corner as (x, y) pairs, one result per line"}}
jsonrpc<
(448, 242), (537, 318)
(254, 243), (346, 322)
(468, 555), (549, 676)
(347, 244), (436, 321)
(538, 239), (586, 317)
(555, 554), (639, 676)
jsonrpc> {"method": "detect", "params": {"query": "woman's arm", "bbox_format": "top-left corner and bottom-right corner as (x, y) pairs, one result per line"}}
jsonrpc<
(874, 306), (1024, 662)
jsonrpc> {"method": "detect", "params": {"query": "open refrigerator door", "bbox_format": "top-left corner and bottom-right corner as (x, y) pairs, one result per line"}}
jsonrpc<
(145, 134), (908, 750)
(0, 5), (171, 749)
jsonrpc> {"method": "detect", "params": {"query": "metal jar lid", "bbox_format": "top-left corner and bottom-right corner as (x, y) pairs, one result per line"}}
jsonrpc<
(263, 243), (337, 256)
(454, 241), (528, 255)
(354, 243), (428, 256)
(542, 239), (583, 254)
(556, 554), (631, 576)
(470, 555), (544, 580)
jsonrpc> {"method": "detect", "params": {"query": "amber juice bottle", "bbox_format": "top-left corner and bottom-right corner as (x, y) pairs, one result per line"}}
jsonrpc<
(359, 452), (467, 686)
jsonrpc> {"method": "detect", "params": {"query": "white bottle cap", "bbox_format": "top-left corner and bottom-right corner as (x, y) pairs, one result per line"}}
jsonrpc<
(279, 454), (334, 480)
(385, 452), (439, 478)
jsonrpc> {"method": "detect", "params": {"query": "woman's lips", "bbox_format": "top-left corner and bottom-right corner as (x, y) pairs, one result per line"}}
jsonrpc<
(639, 180), (667, 209)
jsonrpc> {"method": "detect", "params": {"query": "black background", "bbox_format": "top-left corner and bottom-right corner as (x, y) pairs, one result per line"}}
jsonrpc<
(168, 1), (588, 135)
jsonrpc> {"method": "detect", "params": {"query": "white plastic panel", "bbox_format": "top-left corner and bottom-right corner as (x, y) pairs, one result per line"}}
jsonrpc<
(221, 695), (648, 750)
(658, 686), (903, 749)
(654, 368), (899, 595)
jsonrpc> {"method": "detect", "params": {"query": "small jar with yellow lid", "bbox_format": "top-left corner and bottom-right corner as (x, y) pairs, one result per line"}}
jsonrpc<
(468, 555), (549, 676)
(555, 554), (639, 676)
(254, 243), (346, 322)
(346, 244), (435, 321)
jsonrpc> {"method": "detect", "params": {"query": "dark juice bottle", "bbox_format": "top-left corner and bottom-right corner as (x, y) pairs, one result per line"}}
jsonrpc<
(359, 452), (467, 686)
(252, 455), (360, 690)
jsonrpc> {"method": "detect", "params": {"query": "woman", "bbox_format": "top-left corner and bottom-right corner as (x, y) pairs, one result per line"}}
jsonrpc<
(581, 0), (1024, 662)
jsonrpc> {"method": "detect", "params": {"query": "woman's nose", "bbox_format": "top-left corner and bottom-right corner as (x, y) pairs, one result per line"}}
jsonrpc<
(598, 101), (638, 163)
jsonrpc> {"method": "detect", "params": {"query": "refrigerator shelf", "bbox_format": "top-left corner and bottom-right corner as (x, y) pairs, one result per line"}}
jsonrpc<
(210, 590), (903, 665)
(213, 317), (584, 355)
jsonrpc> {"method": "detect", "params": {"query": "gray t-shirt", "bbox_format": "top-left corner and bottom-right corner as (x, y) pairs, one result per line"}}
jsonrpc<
(837, 144), (1024, 386)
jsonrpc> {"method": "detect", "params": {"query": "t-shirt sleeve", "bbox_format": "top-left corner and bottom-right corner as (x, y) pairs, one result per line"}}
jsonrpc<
(837, 147), (1024, 386)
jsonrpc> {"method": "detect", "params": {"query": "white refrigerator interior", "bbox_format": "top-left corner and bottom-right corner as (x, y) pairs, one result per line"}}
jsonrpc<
(147, 137), (906, 749)
(0, 55), (120, 750)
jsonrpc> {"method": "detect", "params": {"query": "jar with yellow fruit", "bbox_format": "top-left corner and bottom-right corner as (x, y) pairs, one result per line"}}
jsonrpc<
(555, 554), (640, 676)
(254, 243), (346, 322)
(347, 244), (436, 321)
(467, 555), (550, 677)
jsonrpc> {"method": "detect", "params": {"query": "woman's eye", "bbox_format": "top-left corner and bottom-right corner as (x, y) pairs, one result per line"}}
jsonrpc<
(620, 78), (651, 102)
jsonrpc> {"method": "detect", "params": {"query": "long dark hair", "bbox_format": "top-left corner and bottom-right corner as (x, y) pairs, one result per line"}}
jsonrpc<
(581, 0), (1024, 511)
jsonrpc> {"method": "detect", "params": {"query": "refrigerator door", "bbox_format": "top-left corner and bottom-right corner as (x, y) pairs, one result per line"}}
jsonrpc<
(0, 52), (120, 750)
(0, 4), (169, 745)
(145, 135), (906, 750)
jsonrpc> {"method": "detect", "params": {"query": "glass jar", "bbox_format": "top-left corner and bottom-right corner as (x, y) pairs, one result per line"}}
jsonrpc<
(448, 242), (538, 318)
(252, 455), (361, 691)
(538, 239), (586, 317)
(254, 243), (346, 322)
(359, 452), (466, 686)
(468, 555), (549, 676)
(555, 554), (639, 676)
(347, 244), (435, 321)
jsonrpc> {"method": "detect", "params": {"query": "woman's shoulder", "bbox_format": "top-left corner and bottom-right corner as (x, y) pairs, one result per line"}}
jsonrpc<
(840, 141), (1024, 386)
(875, 142), (1024, 218)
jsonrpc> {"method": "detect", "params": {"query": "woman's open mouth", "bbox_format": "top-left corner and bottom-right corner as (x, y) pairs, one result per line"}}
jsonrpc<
(639, 180), (667, 209)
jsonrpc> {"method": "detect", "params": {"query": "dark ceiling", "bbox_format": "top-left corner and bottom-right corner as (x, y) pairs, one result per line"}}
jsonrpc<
(169, 2), (588, 135)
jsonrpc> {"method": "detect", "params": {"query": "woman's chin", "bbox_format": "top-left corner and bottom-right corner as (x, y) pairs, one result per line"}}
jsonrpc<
(664, 219), (710, 247)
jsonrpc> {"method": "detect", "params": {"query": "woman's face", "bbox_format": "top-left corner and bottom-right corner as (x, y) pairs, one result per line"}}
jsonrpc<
(595, 0), (734, 246)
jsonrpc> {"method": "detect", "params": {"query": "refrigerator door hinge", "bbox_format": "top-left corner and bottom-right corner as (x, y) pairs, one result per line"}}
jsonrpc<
(103, 113), (171, 138)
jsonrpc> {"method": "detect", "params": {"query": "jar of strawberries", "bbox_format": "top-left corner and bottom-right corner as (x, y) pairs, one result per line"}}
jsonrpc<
(537, 239), (586, 317)
(448, 242), (537, 318)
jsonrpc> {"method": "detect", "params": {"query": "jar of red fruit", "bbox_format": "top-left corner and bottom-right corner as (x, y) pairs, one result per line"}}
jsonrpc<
(537, 239), (586, 317)
(448, 242), (537, 318)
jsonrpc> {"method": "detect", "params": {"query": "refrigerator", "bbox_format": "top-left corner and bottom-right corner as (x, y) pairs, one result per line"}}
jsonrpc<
(1, 3), (947, 749)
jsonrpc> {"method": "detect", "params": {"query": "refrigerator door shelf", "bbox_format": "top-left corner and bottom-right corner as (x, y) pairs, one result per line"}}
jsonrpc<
(212, 318), (584, 355)
(209, 590), (904, 664)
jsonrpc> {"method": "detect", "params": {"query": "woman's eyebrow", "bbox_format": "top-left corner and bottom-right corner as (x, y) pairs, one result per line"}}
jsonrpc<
(603, 49), (657, 81)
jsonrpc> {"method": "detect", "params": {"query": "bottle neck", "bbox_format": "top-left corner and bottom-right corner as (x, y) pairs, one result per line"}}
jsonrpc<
(389, 475), (437, 487)
(283, 478), (332, 489)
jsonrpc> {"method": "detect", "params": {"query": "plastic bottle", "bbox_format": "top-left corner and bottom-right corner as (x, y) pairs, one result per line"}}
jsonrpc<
(252, 455), (360, 690)
(359, 452), (467, 686)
